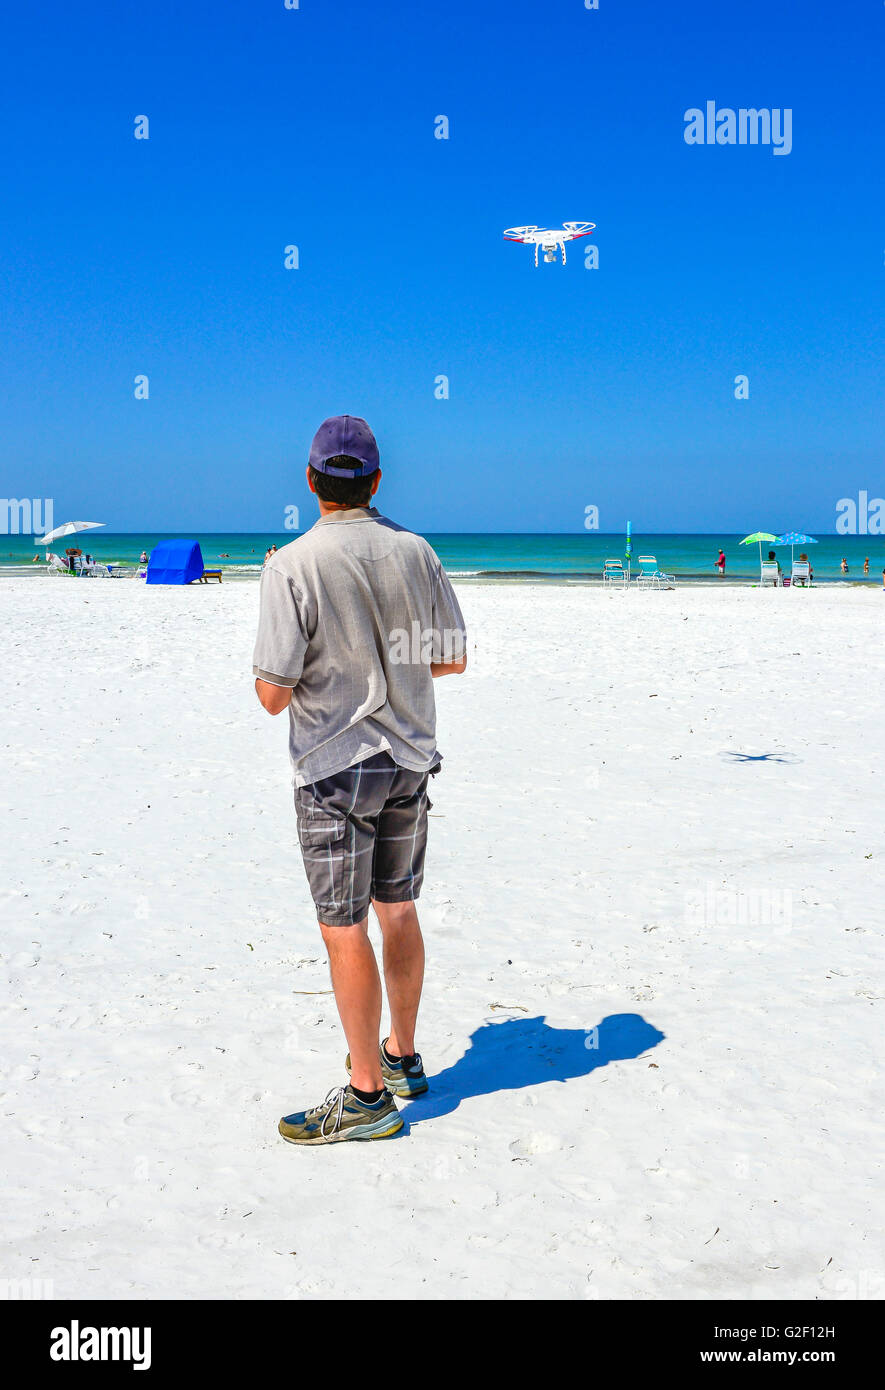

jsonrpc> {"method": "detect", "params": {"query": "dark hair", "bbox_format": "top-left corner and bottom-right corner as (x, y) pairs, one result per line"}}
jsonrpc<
(308, 456), (378, 506)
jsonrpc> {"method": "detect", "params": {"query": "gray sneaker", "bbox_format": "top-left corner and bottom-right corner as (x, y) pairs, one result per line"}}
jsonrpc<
(345, 1038), (429, 1098)
(278, 1084), (403, 1145)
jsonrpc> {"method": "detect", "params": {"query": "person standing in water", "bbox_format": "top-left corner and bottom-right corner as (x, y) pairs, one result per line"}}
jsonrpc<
(715, 548), (726, 576)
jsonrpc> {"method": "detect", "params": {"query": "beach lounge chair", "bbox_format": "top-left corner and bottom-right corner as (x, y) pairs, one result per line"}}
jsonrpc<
(759, 561), (781, 587)
(634, 555), (676, 589)
(602, 559), (627, 588)
(791, 560), (811, 587)
(194, 568), (223, 584)
(47, 553), (71, 575)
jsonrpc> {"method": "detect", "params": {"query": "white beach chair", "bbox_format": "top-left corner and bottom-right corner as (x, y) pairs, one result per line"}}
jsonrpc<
(602, 559), (627, 588)
(759, 561), (781, 587)
(791, 560), (811, 587)
(47, 553), (71, 575)
(634, 555), (676, 589)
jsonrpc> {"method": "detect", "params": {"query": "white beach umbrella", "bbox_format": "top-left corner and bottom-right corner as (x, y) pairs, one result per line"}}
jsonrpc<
(36, 520), (105, 549)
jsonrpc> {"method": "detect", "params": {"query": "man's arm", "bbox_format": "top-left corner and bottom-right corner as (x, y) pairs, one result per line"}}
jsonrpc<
(252, 564), (308, 712)
(428, 560), (467, 679)
(430, 655), (467, 678)
(255, 678), (293, 715)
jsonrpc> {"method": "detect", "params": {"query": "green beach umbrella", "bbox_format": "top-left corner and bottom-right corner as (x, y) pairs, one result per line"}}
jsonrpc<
(739, 531), (778, 567)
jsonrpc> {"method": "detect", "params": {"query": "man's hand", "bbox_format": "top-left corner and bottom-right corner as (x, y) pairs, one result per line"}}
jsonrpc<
(430, 655), (467, 678)
(255, 678), (293, 714)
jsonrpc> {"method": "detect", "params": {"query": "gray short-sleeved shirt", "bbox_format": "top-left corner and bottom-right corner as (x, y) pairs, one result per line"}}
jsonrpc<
(252, 508), (466, 786)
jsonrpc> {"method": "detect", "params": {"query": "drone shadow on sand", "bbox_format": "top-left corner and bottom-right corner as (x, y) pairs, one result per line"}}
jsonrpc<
(720, 750), (800, 764)
(400, 1012), (665, 1127)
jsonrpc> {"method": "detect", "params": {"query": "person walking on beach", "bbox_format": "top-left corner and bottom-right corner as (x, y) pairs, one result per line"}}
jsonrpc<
(715, 547), (726, 576)
(253, 415), (467, 1145)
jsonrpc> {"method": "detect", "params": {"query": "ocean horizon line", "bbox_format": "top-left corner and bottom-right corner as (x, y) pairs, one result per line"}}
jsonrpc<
(13, 528), (874, 537)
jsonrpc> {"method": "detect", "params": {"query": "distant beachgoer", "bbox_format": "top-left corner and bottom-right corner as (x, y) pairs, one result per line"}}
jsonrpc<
(767, 549), (782, 580)
(263, 544), (278, 565)
(715, 548), (726, 575)
(32, 553), (40, 563)
(840, 558), (849, 574)
(799, 552), (813, 583)
(863, 557), (870, 575)
(139, 550), (148, 564)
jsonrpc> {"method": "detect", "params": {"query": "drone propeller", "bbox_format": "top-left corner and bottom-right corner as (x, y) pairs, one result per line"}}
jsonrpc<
(503, 225), (540, 241)
(561, 221), (596, 236)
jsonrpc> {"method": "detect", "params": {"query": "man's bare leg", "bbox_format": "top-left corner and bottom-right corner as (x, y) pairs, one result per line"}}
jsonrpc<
(318, 918), (384, 1092)
(372, 900), (425, 1057)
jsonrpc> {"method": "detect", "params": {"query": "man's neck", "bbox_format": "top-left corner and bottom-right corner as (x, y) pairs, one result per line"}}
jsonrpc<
(316, 502), (374, 518)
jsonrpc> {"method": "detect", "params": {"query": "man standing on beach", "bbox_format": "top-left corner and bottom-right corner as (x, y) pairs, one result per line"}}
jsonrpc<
(253, 416), (467, 1145)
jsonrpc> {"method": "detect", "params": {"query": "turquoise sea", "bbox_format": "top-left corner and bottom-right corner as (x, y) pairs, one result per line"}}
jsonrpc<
(1, 532), (883, 584)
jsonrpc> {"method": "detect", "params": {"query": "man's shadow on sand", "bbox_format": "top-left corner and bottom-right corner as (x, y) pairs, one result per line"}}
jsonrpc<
(402, 1013), (665, 1126)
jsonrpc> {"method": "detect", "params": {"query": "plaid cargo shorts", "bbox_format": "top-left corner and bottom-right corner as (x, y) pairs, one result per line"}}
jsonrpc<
(295, 752), (438, 926)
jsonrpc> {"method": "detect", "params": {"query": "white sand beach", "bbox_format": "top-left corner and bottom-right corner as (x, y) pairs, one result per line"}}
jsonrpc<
(1, 576), (883, 1301)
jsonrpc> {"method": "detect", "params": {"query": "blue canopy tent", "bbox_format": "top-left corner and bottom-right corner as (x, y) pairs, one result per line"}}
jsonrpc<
(146, 539), (205, 585)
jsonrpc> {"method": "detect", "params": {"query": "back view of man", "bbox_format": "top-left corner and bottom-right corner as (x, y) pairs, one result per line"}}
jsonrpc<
(253, 415), (467, 1144)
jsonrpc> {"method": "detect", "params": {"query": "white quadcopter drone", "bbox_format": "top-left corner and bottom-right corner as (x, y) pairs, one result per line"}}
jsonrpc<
(503, 221), (596, 266)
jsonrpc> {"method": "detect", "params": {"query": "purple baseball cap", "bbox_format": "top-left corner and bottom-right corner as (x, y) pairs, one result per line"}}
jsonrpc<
(308, 415), (380, 478)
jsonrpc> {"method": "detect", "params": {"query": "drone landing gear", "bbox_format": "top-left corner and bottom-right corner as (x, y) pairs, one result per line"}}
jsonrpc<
(536, 242), (566, 266)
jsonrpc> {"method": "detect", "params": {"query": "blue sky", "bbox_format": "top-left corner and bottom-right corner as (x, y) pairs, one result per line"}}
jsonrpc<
(1, 0), (882, 533)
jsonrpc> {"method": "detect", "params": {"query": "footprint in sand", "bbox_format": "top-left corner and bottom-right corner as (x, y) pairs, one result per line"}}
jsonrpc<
(509, 1132), (562, 1158)
(197, 1231), (241, 1251)
(169, 1081), (205, 1106)
(8, 951), (41, 969)
(284, 1277), (336, 1298)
